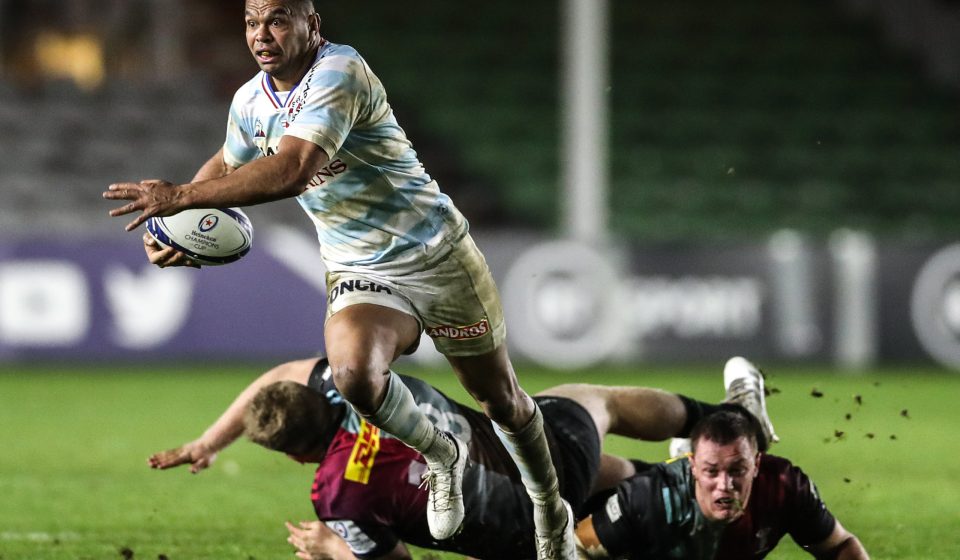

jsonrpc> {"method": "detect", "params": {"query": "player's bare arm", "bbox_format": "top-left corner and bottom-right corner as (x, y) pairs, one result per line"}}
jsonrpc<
(147, 358), (318, 473)
(104, 135), (329, 231)
(192, 147), (237, 183)
(806, 521), (869, 560)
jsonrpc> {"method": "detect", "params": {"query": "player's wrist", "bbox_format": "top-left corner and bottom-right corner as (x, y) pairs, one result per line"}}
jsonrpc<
(172, 183), (198, 211)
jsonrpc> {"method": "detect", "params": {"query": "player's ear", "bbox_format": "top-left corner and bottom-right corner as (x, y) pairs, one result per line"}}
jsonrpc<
(311, 14), (321, 34)
(752, 452), (761, 478)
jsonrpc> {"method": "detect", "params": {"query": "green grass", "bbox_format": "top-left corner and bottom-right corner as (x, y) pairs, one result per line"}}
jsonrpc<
(1, 362), (958, 559)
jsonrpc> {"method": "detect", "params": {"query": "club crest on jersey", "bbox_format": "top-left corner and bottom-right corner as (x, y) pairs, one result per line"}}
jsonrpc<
(254, 119), (268, 152)
(198, 214), (219, 232)
(344, 419), (381, 484)
(426, 318), (490, 340)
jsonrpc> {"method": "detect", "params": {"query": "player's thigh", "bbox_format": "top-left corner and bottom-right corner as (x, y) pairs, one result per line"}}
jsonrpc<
(324, 272), (422, 367)
(410, 234), (507, 357)
(537, 384), (613, 439)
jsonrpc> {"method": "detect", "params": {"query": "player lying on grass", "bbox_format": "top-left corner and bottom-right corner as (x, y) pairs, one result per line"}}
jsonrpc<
(574, 406), (869, 560)
(276, 359), (866, 560)
(150, 356), (808, 559)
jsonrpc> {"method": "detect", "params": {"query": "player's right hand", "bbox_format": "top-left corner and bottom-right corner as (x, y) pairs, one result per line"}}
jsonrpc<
(147, 440), (218, 474)
(143, 232), (201, 269)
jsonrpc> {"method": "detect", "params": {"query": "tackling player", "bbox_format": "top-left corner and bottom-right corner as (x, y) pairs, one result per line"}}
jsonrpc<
(103, 1), (573, 556)
(149, 356), (780, 559)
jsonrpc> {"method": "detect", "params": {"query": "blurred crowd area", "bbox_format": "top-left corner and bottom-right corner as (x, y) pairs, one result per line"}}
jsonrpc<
(1, 0), (960, 240)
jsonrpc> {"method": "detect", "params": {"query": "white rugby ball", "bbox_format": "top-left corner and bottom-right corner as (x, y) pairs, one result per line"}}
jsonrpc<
(146, 208), (253, 266)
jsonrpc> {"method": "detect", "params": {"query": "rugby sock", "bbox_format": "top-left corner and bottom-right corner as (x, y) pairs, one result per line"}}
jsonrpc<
(361, 372), (457, 465)
(676, 395), (724, 437)
(676, 396), (767, 448)
(493, 405), (567, 530)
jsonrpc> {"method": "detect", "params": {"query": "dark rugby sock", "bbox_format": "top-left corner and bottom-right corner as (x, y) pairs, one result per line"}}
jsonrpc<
(676, 395), (724, 437)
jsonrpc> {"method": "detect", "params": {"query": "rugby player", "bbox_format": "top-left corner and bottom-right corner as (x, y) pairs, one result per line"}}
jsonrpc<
(104, 1), (573, 555)
(574, 410), (869, 559)
(149, 356), (776, 559)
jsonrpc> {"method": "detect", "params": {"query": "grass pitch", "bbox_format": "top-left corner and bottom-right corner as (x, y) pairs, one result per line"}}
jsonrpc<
(1, 361), (957, 559)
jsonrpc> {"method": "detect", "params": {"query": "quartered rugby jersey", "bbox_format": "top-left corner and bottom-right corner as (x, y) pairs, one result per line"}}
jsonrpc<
(223, 40), (468, 274)
(591, 455), (837, 560)
(306, 370), (539, 559)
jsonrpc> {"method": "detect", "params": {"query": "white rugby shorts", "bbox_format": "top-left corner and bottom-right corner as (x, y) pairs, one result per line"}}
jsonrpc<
(324, 234), (506, 356)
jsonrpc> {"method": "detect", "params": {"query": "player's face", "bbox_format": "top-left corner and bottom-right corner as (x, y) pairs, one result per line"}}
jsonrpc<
(244, 0), (320, 90)
(689, 436), (760, 524)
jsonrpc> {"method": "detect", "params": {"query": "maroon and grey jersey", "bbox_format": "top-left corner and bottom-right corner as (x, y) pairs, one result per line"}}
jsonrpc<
(590, 454), (837, 560)
(307, 369), (540, 559)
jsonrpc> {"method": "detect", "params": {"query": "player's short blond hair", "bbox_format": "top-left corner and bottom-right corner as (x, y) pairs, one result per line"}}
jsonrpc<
(243, 380), (334, 455)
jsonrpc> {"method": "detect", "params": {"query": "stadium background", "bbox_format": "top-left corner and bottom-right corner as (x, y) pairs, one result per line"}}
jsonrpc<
(1, 0), (959, 558)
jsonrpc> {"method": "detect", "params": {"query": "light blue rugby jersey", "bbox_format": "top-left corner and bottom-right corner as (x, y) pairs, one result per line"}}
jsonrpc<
(223, 40), (468, 274)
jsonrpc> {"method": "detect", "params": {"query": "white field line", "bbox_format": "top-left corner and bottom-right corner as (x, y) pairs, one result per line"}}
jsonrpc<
(0, 531), (81, 542)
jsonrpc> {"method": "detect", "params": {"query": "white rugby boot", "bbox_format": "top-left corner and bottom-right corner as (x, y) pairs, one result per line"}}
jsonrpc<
(723, 356), (779, 447)
(535, 499), (577, 560)
(421, 433), (468, 540)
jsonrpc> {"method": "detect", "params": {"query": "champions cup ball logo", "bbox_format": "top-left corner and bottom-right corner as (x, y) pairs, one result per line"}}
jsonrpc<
(198, 214), (219, 232)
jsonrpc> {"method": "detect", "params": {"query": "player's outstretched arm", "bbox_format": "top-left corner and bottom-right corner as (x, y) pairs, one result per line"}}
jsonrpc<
(286, 521), (414, 560)
(807, 521), (869, 560)
(104, 135), (328, 231)
(147, 358), (320, 473)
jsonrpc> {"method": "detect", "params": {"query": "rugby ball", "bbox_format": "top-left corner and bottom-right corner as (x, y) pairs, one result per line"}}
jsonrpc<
(146, 208), (253, 266)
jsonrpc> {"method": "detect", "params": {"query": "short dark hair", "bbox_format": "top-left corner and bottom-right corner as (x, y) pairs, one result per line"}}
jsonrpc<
(690, 409), (760, 454)
(243, 381), (335, 455)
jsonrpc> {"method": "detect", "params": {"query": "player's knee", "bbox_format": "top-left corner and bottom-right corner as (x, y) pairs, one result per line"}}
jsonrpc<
(329, 360), (388, 413)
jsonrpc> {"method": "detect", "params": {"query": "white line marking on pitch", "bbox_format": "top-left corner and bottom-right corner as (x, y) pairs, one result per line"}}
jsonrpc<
(0, 532), (80, 541)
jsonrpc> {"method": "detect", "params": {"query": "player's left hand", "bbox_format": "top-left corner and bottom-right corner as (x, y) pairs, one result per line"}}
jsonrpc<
(147, 440), (218, 474)
(103, 179), (182, 232)
(286, 520), (352, 560)
(143, 232), (200, 269)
